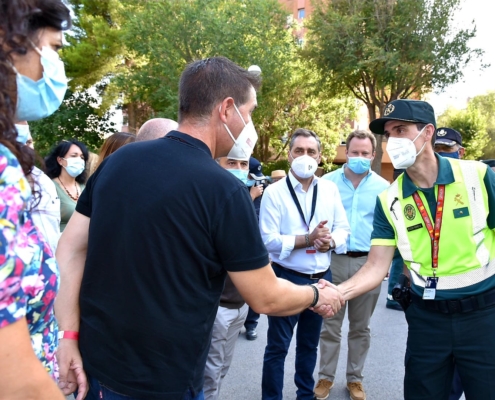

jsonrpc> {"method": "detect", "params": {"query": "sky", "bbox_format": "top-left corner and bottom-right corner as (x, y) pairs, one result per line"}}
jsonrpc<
(428, 0), (495, 115)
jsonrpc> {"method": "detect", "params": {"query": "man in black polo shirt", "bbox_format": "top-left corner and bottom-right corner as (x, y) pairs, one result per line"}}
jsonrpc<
(55, 57), (345, 400)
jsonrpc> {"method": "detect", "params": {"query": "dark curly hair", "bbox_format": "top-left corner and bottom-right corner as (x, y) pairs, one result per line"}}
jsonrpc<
(45, 139), (89, 184)
(0, 0), (71, 176)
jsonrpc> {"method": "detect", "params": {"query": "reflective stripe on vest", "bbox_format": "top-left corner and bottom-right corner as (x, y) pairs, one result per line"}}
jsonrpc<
(384, 159), (495, 290)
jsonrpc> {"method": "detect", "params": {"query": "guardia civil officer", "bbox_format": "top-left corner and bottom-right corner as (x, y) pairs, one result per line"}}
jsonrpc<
(327, 99), (495, 399)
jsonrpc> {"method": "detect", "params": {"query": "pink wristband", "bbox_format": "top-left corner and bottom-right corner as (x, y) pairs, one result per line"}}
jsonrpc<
(58, 330), (79, 340)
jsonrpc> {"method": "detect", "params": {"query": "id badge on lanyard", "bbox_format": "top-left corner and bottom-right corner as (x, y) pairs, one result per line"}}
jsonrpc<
(412, 185), (445, 300)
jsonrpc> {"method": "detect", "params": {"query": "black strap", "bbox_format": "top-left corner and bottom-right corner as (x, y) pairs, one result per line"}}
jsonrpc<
(286, 176), (318, 230)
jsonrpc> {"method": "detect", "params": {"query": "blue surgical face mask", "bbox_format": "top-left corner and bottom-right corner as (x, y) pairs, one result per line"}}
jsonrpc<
(347, 156), (372, 174)
(246, 179), (256, 187)
(227, 169), (249, 184)
(15, 124), (30, 145)
(63, 157), (85, 178)
(14, 45), (68, 121)
(437, 151), (460, 159)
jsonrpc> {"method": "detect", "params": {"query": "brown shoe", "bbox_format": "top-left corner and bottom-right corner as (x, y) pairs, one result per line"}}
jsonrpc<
(314, 379), (334, 400)
(347, 382), (366, 400)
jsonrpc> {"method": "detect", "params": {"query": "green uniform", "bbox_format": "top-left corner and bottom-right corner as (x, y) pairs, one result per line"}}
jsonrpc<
(371, 155), (495, 399)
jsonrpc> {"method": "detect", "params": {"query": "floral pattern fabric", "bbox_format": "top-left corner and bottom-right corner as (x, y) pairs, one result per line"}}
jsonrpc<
(0, 144), (58, 378)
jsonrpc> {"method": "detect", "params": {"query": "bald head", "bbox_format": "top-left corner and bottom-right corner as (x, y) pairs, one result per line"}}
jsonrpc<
(136, 118), (178, 142)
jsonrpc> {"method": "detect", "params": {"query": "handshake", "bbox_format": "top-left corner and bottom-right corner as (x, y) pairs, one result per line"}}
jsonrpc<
(310, 280), (346, 318)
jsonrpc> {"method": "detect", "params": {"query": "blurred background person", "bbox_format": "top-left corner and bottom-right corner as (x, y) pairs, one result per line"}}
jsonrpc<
(434, 127), (465, 159)
(270, 169), (287, 184)
(85, 152), (99, 178)
(0, 0), (71, 398)
(482, 159), (495, 172)
(243, 156), (267, 341)
(45, 139), (88, 232)
(247, 157), (265, 213)
(18, 122), (61, 255)
(97, 131), (135, 167)
(136, 118), (178, 141)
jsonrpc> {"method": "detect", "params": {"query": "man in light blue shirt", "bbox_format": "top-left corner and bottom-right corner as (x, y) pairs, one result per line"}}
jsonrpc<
(314, 130), (389, 400)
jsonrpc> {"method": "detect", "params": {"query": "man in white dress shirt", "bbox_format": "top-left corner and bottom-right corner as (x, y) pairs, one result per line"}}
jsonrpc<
(260, 128), (350, 400)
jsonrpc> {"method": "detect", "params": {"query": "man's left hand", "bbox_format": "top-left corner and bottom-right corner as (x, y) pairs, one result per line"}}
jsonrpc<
(314, 235), (331, 253)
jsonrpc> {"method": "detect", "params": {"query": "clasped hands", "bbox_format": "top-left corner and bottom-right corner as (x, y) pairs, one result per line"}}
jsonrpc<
(310, 279), (345, 318)
(310, 220), (333, 253)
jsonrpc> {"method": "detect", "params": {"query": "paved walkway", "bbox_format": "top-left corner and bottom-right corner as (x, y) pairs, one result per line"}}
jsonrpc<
(221, 281), (408, 399)
(66, 281), (466, 399)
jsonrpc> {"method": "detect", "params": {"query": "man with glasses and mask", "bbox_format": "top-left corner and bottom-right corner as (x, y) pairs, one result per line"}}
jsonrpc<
(55, 57), (345, 400)
(315, 130), (389, 400)
(259, 128), (350, 400)
(329, 99), (495, 399)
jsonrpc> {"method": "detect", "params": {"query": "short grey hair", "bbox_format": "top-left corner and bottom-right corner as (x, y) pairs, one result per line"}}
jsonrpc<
(289, 128), (321, 151)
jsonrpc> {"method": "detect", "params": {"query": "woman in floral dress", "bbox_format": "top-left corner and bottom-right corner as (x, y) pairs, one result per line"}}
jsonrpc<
(0, 0), (71, 398)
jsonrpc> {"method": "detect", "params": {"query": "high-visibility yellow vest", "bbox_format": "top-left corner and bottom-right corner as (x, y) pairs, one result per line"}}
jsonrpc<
(379, 158), (495, 291)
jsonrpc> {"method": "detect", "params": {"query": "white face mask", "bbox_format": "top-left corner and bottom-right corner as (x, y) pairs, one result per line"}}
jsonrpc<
(222, 104), (258, 160)
(63, 157), (85, 178)
(290, 153), (318, 179)
(386, 125), (428, 169)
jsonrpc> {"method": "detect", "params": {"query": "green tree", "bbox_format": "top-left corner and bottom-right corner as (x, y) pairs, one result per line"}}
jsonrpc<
(469, 92), (495, 159)
(62, 0), (125, 90)
(304, 0), (483, 173)
(438, 105), (488, 160)
(112, 0), (356, 162)
(61, 0), (356, 161)
(29, 90), (118, 157)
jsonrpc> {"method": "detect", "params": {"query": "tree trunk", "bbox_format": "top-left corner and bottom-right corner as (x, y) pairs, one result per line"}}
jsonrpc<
(367, 103), (383, 174)
(126, 102), (137, 134)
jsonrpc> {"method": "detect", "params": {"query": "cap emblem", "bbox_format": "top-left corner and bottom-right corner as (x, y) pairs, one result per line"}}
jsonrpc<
(384, 104), (395, 116)
(437, 129), (447, 137)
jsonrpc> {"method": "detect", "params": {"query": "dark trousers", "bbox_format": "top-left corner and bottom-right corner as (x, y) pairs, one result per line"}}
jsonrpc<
(82, 373), (204, 400)
(261, 263), (332, 400)
(404, 302), (495, 399)
(244, 307), (260, 331)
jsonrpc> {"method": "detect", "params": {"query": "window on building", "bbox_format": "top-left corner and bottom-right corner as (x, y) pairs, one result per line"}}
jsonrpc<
(298, 8), (305, 19)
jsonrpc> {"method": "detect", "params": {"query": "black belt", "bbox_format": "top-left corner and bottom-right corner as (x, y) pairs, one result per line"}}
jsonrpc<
(345, 251), (369, 258)
(411, 286), (495, 314)
(271, 262), (329, 280)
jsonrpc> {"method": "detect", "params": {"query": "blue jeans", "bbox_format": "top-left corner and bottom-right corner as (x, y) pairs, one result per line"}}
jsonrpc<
(82, 373), (204, 400)
(261, 263), (332, 400)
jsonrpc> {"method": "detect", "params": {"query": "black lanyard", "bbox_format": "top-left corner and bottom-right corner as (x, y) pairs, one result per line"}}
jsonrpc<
(286, 176), (318, 231)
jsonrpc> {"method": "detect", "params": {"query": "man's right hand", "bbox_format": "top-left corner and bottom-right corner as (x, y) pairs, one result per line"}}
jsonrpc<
(309, 220), (329, 245)
(57, 339), (88, 400)
(311, 281), (345, 318)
